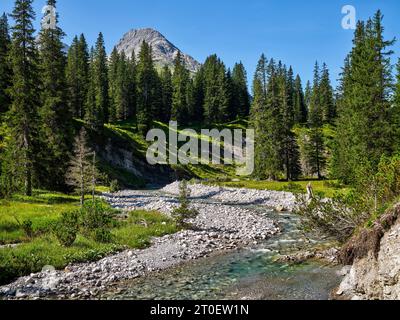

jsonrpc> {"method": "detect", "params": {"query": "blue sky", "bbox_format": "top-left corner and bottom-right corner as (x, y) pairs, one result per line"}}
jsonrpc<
(1, 0), (399, 87)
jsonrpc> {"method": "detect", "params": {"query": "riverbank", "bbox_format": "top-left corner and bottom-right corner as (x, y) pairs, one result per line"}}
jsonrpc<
(1, 183), (289, 300)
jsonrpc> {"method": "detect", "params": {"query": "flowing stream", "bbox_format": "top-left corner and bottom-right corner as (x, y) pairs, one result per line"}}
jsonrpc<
(101, 201), (342, 300)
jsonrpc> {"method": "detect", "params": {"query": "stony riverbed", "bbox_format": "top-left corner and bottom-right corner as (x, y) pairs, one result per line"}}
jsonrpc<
(0, 183), (295, 300)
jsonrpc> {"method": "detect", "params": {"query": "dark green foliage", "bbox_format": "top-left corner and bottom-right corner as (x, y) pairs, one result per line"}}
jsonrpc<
(37, 0), (73, 191)
(54, 210), (79, 247)
(171, 180), (199, 229)
(251, 56), (301, 180)
(5, 0), (40, 196)
(231, 62), (250, 119)
(202, 55), (230, 124)
(333, 12), (396, 184)
(80, 199), (114, 243)
(192, 66), (205, 122)
(305, 62), (327, 179)
(171, 51), (191, 124)
(108, 49), (132, 122)
(251, 56), (281, 179)
(66, 34), (89, 119)
(160, 65), (172, 123)
(319, 63), (335, 124)
(0, 12), (11, 114)
(136, 41), (161, 134)
(85, 33), (109, 129)
(293, 75), (307, 124)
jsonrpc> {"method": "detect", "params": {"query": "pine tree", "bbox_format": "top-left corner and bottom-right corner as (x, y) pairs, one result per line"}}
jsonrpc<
(333, 12), (396, 183)
(319, 63), (335, 124)
(126, 52), (137, 121)
(293, 75), (307, 124)
(160, 65), (172, 123)
(231, 62), (250, 119)
(115, 51), (131, 121)
(279, 64), (301, 181)
(192, 66), (204, 123)
(6, 0), (40, 196)
(0, 13), (11, 114)
(36, 0), (72, 190)
(66, 34), (89, 119)
(251, 57), (283, 180)
(304, 80), (312, 111)
(203, 54), (229, 124)
(108, 47), (120, 123)
(171, 51), (190, 124)
(85, 47), (98, 129)
(306, 62), (326, 179)
(85, 33), (109, 129)
(136, 41), (160, 134)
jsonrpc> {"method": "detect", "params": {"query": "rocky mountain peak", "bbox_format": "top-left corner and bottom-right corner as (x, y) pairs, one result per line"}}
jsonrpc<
(115, 28), (201, 73)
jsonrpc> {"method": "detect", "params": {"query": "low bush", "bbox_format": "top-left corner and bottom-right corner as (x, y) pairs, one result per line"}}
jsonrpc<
(54, 211), (79, 247)
(22, 220), (33, 239)
(109, 179), (121, 193)
(80, 199), (115, 243)
(282, 182), (304, 194)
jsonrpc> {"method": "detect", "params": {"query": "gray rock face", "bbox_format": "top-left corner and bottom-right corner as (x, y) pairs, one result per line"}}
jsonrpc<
(337, 218), (400, 300)
(115, 28), (201, 73)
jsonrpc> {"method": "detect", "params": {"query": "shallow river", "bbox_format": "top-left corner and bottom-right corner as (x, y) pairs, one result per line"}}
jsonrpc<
(101, 204), (342, 300)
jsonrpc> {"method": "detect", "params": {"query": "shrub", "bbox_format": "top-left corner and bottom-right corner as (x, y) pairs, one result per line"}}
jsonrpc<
(109, 179), (121, 193)
(92, 228), (113, 243)
(22, 220), (33, 239)
(80, 199), (114, 243)
(54, 211), (79, 247)
(282, 182), (304, 194)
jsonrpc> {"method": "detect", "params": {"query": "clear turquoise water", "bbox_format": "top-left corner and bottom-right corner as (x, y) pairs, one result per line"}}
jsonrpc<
(103, 207), (341, 300)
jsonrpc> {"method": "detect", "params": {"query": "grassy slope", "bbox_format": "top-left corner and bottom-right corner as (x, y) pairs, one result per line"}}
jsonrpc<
(103, 119), (244, 182)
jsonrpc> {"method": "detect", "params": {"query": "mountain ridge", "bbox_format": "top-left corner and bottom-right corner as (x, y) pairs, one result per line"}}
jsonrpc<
(115, 28), (201, 73)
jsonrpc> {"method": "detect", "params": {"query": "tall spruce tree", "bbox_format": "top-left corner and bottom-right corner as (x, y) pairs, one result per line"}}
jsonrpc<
(66, 34), (89, 119)
(0, 13), (11, 114)
(231, 62), (250, 119)
(251, 57), (283, 180)
(203, 54), (229, 124)
(319, 63), (335, 124)
(171, 51), (190, 124)
(306, 62), (326, 179)
(115, 51), (131, 121)
(136, 41), (160, 134)
(192, 66), (205, 123)
(279, 64), (301, 181)
(333, 12), (396, 183)
(293, 75), (307, 124)
(6, 0), (40, 196)
(304, 80), (312, 111)
(108, 47), (120, 123)
(126, 52), (137, 121)
(160, 65), (172, 123)
(85, 33), (109, 129)
(37, 0), (72, 190)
